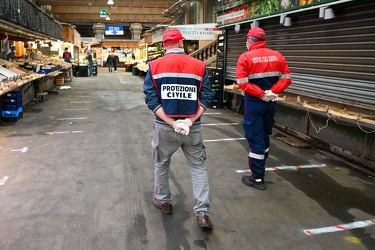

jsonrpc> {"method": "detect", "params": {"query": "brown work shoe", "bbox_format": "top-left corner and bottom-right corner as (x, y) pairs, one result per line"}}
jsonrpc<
(196, 212), (213, 229)
(152, 196), (172, 214)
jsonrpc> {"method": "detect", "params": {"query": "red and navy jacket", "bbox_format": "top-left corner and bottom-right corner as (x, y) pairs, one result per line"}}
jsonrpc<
(236, 41), (291, 101)
(63, 51), (72, 63)
(144, 49), (214, 124)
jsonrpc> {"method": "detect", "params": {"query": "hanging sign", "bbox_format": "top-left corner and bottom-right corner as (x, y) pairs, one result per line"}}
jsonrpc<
(100, 9), (106, 18)
(167, 24), (221, 40)
(105, 26), (124, 35)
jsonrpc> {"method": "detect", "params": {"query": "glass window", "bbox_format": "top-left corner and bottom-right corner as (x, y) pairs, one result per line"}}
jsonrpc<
(189, 1), (200, 24)
(205, 0), (223, 23)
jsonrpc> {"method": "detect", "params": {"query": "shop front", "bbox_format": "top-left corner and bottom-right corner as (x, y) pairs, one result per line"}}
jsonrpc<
(0, 1), (83, 122)
(217, 0), (375, 168)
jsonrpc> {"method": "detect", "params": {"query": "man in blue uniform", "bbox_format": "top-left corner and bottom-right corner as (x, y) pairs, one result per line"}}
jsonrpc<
(236, 27), (292, 190)
(143, 29), (215, 229)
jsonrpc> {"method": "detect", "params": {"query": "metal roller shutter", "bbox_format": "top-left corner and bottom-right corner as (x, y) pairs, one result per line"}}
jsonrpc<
(224, 1), (375, 111)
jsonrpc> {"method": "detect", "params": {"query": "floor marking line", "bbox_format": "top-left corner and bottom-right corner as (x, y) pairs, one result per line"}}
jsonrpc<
(64, 109), (90, 111)
(118, 76), (125, 84)
(336, 225), (350, 230)
(303, 219), (375, 235)
(202, 123), (239, 126)
(57, 117), (87, 120)
(69, 102), (90, 104)
(0, 176), (9, 185)
(204, 113), (222, 115)
(203, 138), (246, 142)
(47, 131), (83, 135)
(305, 230), (314, 235)
(10, 147), (28, 153)
(235, 164), (327, 173)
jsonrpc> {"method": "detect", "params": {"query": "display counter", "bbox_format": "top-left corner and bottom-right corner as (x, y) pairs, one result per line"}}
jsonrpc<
(123, 62), (137, 72)
(61, 68), (73, 82)
(0, 65), (57, 122)
(72, 63), (97, 77)
(137, 63), (149, 73)
(0, 58), (73, 122)
(0, 60), (45, 96)
(1, 59), (67, 107)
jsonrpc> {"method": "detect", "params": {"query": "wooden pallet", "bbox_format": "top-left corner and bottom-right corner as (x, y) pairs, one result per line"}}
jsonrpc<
(277, 136), (311, 148)
(280, 95), (375, 126)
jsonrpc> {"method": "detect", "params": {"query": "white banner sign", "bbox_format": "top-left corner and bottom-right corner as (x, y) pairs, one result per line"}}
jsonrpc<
(168, 24), (221, 40)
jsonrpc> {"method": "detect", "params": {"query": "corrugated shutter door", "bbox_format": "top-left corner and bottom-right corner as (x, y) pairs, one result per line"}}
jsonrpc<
(224, 1), (375, 111)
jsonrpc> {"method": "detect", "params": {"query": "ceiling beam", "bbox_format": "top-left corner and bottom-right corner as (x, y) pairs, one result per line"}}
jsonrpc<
(37, 0), (171, 7)
(37, 2), (172, 24)
(36, 0), (173, 3)
(50, 5), (166, 15)
(56, 13), (165, 23)
(32, 0), (176, 37)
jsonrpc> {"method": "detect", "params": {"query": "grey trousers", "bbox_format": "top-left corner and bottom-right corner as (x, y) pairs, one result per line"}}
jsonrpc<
(152, 122), (210, 214)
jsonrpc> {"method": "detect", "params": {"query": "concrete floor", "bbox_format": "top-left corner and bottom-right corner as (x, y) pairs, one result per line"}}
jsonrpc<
(0, 67), (374, 250)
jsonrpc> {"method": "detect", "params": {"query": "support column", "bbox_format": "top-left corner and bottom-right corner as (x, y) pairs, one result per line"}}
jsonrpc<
(130, 23), (143, 40)
(93, 23), (106, 41)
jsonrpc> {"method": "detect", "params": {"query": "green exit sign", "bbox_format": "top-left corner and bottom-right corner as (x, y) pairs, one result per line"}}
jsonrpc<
(100, 9), (106, 18)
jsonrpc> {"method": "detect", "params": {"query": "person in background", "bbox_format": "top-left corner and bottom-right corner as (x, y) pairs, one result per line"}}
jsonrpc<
(107, 53), (114, 73)
(236, 27), (292, 190)
(62, 47), (72, 63)
(143, 29), (215, 230)
(113, 53), (119, 72)
(6, 46), (16, 61)
(85, 50), (93, 76)
(131, 52), (135, 61)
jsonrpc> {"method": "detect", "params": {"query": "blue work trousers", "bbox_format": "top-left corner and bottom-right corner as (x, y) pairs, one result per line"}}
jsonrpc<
(242, 99), (276, 178)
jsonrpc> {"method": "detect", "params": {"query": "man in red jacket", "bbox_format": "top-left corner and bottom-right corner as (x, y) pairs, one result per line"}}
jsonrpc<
(236, 27), (292, 190)
(62, 47), (72, 63)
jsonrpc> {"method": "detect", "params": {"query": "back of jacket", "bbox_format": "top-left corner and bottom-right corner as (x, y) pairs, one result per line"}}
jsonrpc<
(236, 41), (291, 101)
(149, 52), (205, 118)
(107, 55), (114, 64)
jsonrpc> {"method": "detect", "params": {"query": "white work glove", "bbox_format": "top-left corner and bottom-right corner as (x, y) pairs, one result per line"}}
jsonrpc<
(261, 90), (278, 102)
(179, 118), (193, 127)
(172, 120), (190, 135)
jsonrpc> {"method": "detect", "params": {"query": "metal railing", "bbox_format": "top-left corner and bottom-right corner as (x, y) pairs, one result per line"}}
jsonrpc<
(189, 39), (218, 66)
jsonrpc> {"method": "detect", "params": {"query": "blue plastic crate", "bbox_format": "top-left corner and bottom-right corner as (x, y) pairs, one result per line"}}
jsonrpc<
(2, 107), (23, 118)
(37, 68), (54, 74)
(3, 98), (22, 105)
(4, 91), (22, 99)
(2, 104), (22, 111)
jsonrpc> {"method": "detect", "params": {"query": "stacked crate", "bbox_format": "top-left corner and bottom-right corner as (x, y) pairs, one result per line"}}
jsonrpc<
(2, 91), (23, 122)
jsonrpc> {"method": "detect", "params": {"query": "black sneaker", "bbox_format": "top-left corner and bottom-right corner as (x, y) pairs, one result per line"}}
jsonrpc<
(241, 175), (266, 190)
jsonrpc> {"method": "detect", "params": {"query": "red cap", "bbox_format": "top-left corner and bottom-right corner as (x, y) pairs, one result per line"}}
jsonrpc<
(162, 29), (185, 46)
(244, 27), (266, 40)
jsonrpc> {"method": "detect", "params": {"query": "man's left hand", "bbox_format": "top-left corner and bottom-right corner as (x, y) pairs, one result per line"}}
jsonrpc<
(179, 118), (192, 127)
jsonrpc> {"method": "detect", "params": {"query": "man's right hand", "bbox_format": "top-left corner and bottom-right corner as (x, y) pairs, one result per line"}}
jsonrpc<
(261, 90), (278, 102)
(172, 121), (190, 135)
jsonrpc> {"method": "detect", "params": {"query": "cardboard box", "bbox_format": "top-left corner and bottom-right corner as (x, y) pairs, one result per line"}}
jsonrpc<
(55, 76), (64, 85)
